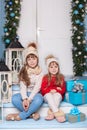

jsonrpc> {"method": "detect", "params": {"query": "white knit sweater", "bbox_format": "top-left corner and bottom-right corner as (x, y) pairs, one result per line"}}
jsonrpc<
(20, 72), (43, 101)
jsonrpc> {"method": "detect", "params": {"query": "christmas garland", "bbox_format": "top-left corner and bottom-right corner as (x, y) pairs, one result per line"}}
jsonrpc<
(71, 0), (87, 76)
(3, 0), (21, 48)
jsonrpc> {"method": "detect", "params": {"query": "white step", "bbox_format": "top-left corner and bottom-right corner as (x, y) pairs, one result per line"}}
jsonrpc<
(3, 101), (87, 117)
(1, 84), (87, 129)
(1, 129), (87, 130)
(3, 84), (87, 117)
(1, 118), (87, 130)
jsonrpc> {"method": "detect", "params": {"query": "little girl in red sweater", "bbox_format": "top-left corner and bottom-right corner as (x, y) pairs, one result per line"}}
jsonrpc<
(41, 55), (66, 123)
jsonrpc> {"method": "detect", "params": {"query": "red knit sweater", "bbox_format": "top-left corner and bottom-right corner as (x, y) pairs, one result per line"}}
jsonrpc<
(41, 75), (66, 99)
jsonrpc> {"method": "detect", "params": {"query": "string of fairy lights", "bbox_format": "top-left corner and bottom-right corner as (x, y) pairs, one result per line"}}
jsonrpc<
(3, 0), (21, 48)
(71, 0), (87, 76)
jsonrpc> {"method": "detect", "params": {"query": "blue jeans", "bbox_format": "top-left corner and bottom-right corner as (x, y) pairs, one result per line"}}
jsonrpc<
(12, 92), (43, 120)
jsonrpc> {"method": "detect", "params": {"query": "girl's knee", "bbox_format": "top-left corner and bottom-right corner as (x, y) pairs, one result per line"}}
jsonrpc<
(12, 93), (21, 104)
(45, 93), (51, 98)
(34, 93), (43, 104)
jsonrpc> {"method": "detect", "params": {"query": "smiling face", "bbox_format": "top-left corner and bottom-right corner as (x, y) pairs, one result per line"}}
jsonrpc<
(26, 54), (38, 68)
(48, 61), (59, 75)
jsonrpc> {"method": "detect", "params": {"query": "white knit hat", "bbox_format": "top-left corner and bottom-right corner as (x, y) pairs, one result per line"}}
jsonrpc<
(46, 56), (58, 68)
(23, 43), (39, 62)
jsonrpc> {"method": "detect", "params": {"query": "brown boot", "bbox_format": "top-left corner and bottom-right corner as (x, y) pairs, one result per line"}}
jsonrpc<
(30, 112), (40, 120)
(45, 109), (54, 120)
(6, 113), (21, 121)
(54, 109), (66, 123)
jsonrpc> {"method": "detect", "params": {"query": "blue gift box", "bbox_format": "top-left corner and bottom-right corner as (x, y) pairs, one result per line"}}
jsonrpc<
(66, 77), (87, 92)
(67, 112), (86, 123)
(69, 92), (87, 105)
(67, 107), (86, 123)
(65, 92), (87, 105)
(66, 80), (74, 91)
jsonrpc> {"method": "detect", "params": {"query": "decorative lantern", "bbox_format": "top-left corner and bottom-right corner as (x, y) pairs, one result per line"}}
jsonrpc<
(0, 60), (12, 103)
(5, 37), (24, 84)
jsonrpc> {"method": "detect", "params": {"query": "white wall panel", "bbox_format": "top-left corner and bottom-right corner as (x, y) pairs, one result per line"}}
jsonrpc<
(18, 0), (37, 47)
(37, 0), (73, 75)
(18, 0), (73, 75)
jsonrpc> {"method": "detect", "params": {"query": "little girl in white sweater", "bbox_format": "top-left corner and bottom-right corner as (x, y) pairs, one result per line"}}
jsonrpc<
(6, 43), (43, 121)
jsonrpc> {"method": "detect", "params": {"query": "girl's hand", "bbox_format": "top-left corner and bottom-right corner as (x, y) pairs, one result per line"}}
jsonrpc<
(57, 87), (62, 90)
(22, 99), (30, 111)
(50, 89), (56, 94)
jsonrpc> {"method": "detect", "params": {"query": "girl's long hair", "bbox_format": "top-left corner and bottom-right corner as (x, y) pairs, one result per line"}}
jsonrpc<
(18, 65), (30, 86)
(45, 54), (64, 87)
(18, 54), (38, 86)
(46, 61), (64, 87)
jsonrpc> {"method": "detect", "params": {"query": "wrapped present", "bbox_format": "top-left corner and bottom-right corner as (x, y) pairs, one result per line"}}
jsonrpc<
(64, 92), (87, 105)
(66, 76), (87, 92)
(64, 91), (87, 105)
(67, 107), (86, 123)
(66, 80), (74, 91)
(69, 91), (87, 105)
(65, 76), (87, 105)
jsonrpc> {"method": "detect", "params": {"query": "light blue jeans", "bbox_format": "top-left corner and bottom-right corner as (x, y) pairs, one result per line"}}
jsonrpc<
(12, 92), (43, 120)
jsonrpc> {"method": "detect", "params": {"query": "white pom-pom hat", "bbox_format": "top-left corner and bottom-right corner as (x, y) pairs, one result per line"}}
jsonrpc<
(46, 56), (58, 68)
(23, 43), (39, 62)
